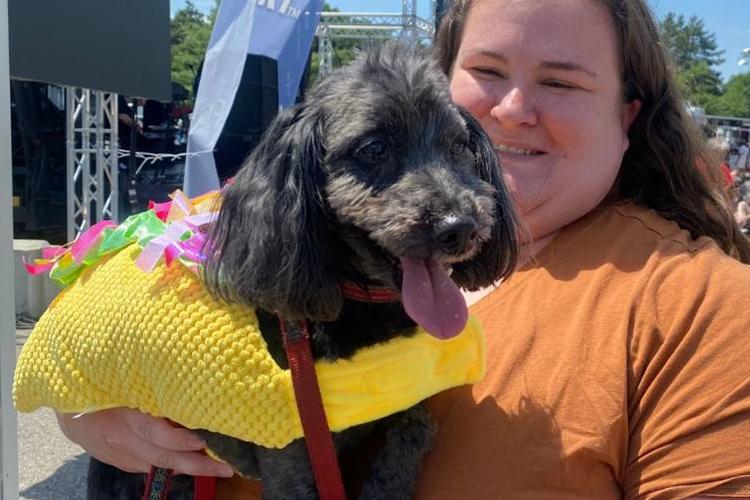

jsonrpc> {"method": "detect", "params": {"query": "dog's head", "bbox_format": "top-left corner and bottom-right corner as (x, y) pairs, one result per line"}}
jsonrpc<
(204, 42), (518, 334)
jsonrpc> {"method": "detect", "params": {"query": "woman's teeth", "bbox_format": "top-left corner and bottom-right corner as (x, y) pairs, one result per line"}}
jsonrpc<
(494, 144), (541, 155)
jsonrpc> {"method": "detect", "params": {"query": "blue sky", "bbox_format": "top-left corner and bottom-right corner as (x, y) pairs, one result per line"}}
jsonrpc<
(172, 0), (750, 82)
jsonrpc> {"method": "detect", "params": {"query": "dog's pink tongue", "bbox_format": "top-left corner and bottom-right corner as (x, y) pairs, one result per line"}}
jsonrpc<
(400, 257), (468, 339)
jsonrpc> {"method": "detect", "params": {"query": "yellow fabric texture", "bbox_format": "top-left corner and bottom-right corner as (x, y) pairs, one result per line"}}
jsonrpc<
(14, 244), (485, 449)
(413, 203), (750, 500)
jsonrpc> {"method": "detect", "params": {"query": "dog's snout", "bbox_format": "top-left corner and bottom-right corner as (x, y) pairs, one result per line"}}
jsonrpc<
(435, 217), (479, 255)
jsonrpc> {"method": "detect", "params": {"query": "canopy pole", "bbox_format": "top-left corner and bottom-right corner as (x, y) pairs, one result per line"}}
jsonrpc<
(0, 0), (20, 496)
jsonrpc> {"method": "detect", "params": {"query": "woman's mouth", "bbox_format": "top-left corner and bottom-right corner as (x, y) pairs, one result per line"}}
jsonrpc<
(494, 143), (545, 156)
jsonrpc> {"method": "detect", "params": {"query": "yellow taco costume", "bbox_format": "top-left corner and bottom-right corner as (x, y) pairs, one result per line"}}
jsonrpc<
(13, 190), (485, 449)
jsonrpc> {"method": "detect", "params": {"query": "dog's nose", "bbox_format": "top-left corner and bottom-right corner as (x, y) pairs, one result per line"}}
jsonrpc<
(435, 217), (479, 255)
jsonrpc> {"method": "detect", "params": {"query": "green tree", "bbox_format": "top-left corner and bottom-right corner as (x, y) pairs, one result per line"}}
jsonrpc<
(706, 73), (750, 118)
(659, 13), (725, 106)
(660, 13), (724, 68)
(675, 60), (723, 108)
(170, 1), (218, 100)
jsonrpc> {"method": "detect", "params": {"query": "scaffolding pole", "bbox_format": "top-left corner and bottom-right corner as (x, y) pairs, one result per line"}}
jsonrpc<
(317, 1), (436, 77)
(66, 88), (119, 240)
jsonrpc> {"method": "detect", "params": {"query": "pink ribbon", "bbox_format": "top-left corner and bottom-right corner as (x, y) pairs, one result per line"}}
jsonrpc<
(42, 246), (66, 259)
(23, 261), (55, 276)
(166, 191), (193, 222)
(148, 200), (172, 222)
(71, 221), (116, 264)
(23, 245), (68, 275)
(182, 212), (217, 228)
(135, 221), (191, 272)
(164, 245), (181, 267)
(177, 233), (207, 264)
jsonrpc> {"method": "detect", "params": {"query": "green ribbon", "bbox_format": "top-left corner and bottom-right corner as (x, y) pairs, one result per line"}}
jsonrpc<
(49, 211), (168, 288)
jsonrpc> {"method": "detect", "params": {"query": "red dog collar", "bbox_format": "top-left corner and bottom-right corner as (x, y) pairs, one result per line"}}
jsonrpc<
(339, 281), (400, 303)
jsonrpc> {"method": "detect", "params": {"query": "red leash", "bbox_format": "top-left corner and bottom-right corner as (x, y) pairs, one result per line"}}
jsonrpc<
(281, 319), (347, 500)
(194, 475), (216, 499)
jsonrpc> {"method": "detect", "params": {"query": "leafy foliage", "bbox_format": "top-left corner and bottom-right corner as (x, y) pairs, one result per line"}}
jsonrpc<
(658, 12), (750, 118)
(660, 13), (725, 68)
(170, 1), (219, 100)
(707, 73), (750, 118)
(659, 12), (725, 108)
(676, 60), (723, 108)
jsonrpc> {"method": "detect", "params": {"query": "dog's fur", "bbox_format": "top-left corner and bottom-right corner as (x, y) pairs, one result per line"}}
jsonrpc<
(87, 42), (518, 500)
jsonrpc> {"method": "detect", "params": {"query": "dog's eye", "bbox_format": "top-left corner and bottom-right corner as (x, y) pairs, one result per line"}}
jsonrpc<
(354, 139), (388, 164)
(450, 141), (469, 158)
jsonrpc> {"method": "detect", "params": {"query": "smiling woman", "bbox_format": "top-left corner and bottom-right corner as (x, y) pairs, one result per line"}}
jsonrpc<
(414, 0), (750, 499)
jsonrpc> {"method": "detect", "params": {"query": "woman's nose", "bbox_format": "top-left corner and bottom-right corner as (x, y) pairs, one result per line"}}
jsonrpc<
(489, 87), (538, 128)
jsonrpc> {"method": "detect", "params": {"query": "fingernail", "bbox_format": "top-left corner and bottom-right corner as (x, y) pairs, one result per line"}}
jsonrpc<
(189, 436), (206, 448)
(217, 465), (234, 477)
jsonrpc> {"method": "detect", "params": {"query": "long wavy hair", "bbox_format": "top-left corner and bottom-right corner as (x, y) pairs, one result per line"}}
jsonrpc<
(434, 0), (750, 262)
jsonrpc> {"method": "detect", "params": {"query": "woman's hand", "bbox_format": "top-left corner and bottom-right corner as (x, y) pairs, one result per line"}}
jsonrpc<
(56, 408), (235, 477)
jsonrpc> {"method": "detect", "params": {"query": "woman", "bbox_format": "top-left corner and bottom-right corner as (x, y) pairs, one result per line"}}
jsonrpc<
(58, 0), (750, 498)
(414, 1), (750, 498)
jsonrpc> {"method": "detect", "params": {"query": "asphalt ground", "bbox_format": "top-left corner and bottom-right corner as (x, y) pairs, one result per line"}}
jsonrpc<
(15, 328), (87, 500)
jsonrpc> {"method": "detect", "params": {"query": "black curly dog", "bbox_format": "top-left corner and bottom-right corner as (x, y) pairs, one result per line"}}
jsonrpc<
(87, 42), (518, 500)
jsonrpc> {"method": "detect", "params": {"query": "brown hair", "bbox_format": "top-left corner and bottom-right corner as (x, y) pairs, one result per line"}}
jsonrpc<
(434, 0), (750, 262)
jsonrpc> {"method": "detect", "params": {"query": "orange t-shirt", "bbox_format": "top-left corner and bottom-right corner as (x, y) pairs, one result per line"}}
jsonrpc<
(414, 203), (750, 499)
(217, 202), (750, 499)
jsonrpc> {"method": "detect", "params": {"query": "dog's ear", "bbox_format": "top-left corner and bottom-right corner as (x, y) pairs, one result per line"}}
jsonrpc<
(452, 106), (519, 289)
(203, 104), (343, 321)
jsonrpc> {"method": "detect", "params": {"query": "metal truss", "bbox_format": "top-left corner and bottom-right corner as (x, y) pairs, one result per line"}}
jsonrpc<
(317, 0), (436, 76)
(318, 23), (335, 75)
(66, 88), (119, 240)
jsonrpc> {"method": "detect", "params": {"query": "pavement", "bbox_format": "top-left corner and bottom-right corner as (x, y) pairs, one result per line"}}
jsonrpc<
(15, 328), (87, 500)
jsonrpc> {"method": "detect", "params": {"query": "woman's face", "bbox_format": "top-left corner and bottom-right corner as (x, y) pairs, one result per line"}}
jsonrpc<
(449, 0), (640, 240)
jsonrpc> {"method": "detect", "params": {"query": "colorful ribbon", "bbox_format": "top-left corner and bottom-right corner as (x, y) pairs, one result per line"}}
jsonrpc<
(24, 189), (221, 288)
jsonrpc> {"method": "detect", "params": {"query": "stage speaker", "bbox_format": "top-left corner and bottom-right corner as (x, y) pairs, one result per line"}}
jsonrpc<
(213, 54), (279, 180)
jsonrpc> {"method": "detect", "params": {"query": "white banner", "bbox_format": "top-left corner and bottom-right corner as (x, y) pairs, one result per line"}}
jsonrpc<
(183, 0), (323, 197)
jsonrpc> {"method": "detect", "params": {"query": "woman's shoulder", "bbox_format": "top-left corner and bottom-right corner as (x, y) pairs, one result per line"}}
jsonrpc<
(474, 201), (750, 315)
(580, 202), (709, 251)
(492, 201), (750, 309)
(604, 202), (746, 272)
(587, 203), (750, 336)
(554, 201), (737, 267)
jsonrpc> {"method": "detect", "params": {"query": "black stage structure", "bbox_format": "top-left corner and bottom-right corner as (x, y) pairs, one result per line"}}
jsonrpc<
(8, 0), (171, 241)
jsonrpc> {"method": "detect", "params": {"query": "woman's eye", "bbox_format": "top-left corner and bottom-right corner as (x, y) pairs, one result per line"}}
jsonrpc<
(473, 67), (504, 78)
(354, 139), (388, 164)
(544, 80), (576, 90)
